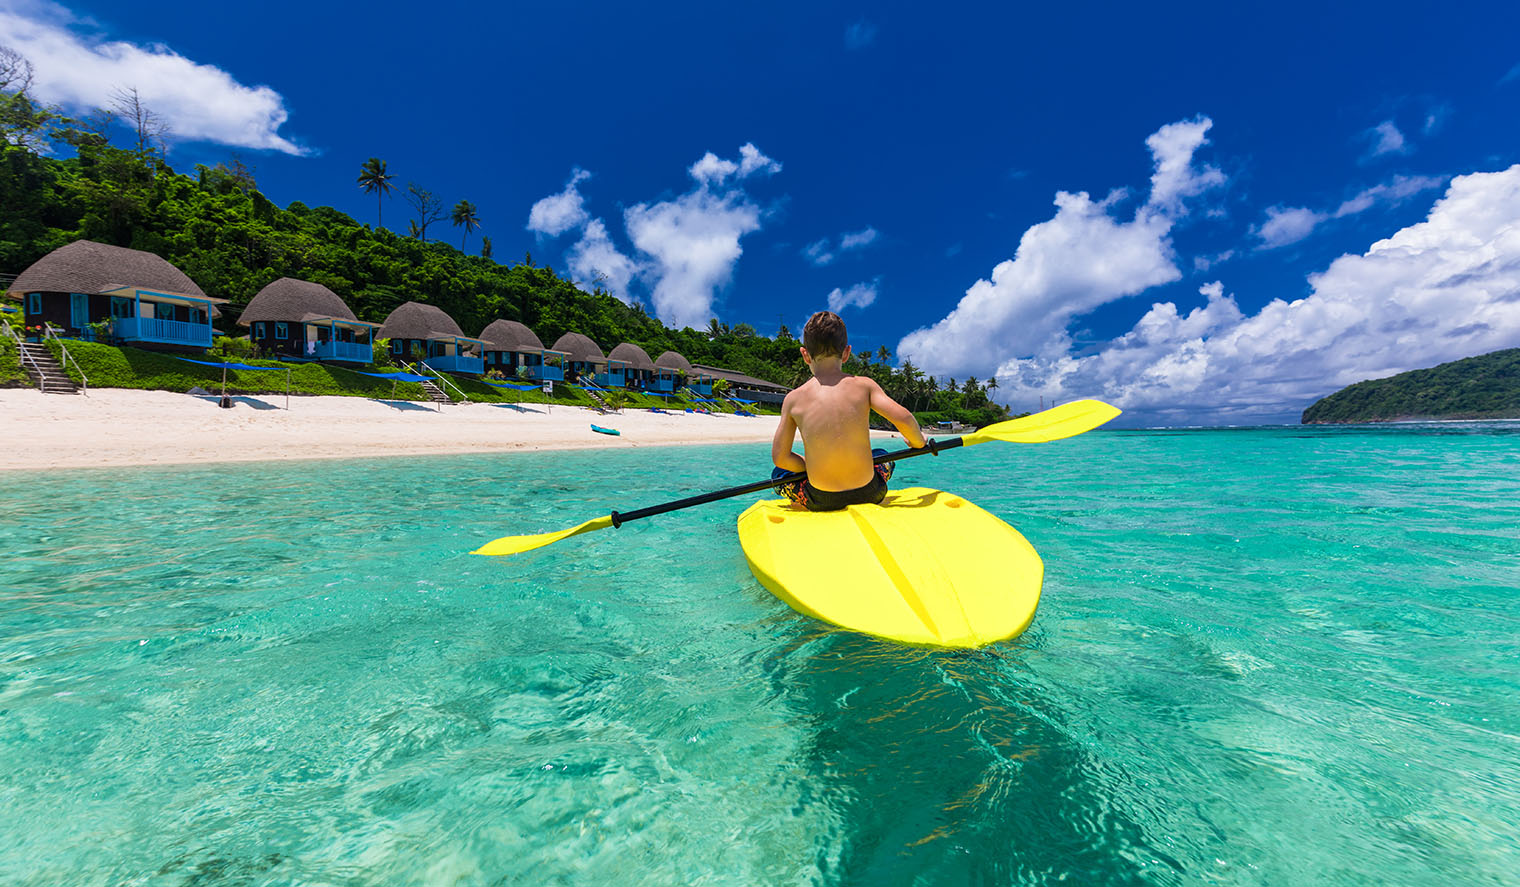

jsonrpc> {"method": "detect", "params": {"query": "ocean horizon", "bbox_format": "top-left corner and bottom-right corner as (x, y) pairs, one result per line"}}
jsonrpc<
(2, 425), (1516, 885)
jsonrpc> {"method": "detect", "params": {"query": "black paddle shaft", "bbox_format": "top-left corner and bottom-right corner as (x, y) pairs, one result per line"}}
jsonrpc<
(608, 436), (963, 528)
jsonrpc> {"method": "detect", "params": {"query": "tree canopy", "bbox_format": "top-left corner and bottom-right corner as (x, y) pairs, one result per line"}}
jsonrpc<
(1301, 349), (1520, 423)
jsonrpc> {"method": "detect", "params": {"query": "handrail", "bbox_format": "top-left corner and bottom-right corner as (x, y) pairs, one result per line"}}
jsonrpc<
(407, 361), (470, 403)
(4, 319), (55, 392)
(42, 323), (89, 395)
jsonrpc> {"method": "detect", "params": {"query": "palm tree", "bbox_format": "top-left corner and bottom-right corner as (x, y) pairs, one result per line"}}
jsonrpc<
(452, 200), (481, 249)
(356, 158), (395, 229)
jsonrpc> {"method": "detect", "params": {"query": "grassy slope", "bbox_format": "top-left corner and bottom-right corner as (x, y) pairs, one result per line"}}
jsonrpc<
(42, 339), (604, 408)
(0, 329), (30, 388)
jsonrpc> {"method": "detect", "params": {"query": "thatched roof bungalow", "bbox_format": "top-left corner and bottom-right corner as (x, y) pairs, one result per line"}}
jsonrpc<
(378, 301), (485, 374)
(609, 342), (675, 392)
(240, 278), (379, 363)
(479, 319), (566, 381)
(654, 350), (717, 395)
(7, 239), (226, 351)
(551, 332), (624, 386)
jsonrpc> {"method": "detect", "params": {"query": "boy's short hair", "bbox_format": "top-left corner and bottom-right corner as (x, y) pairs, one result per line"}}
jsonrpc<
(803, 311), (848, 358)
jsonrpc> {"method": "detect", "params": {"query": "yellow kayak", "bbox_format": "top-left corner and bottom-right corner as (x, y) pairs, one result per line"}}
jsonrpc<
(736, 487), (1042, 647)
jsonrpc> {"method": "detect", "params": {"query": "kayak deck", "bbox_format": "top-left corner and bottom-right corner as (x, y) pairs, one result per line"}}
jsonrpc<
(736, 487), (1043, 648)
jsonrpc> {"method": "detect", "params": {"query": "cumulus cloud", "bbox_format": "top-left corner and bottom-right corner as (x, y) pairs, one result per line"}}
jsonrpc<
(738, 143), (781, 178)
(566, 219), (639, 304)
(526, 145), (779, 327)
(826, 280), (879, 313)
(690, 142), (779, 187)
(897, 116), (1225, 378)
(1, 0), (304, 153)
(627, 186), (763, 329)
(526, 168), (592, 237)
(1145, 117), (1226, 215)
(989, 166), (1520, 425)
(1367, 120), (1409, 158)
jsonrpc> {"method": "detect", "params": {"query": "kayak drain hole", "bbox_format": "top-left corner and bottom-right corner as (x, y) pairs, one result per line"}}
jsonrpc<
(946, 499), (963, 508)
(768, 514), (785, 523)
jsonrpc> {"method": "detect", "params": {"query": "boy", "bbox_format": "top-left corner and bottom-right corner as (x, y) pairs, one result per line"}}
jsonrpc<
(771, 311), (927, 510)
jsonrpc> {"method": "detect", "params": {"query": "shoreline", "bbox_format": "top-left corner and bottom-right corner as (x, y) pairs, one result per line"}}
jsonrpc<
(0, 388), (798, 471)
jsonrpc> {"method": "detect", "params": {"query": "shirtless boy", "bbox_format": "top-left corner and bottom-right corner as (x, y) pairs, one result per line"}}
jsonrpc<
(771, 311), (928, 511)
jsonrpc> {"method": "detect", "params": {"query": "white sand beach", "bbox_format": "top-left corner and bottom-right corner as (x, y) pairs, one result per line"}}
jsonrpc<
(0, 388), (807, 470)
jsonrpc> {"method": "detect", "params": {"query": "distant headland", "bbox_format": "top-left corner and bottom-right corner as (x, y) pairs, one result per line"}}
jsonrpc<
(1301, 348), (1520, 424)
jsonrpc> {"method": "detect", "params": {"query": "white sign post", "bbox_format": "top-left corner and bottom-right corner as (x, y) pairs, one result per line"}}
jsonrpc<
(542, 379), (552, 413)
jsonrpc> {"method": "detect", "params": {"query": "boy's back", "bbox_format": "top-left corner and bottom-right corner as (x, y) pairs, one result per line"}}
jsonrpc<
(772, 311), (926, 509)
(781, 373), (895, 491)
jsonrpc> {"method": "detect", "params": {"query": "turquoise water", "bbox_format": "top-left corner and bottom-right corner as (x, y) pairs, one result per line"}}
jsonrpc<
(2, 425), (1518, 886)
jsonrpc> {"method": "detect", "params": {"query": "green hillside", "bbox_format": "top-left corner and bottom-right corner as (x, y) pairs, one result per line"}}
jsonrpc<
(0, 110), (1009, 427)
(1301, 349), (1520, 424)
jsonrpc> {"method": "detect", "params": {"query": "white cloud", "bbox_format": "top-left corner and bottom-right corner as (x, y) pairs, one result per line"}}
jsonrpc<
(897, 116), (1225, 378)
(1193, 249), (1235, 272)
(1333, 174), (1443, 217)
(526, 168), (591, 237)
(1, 0), (305, 154)
(826, 280), (879, 313)
(1256, 206), (1327, 249)
(738, 143), (781, 178)
(989, 165), (1520, 425)
(803, 226), (878, 266)
(566, 218), (640, 305)
(803, 238), (834, 266)
(839, 227), (879, 250)
(1145, 116), (1226, 216)
(626, 146), (777, 328)
(845, 20), (877, 50)
(529, 146), (778, 326)
(689, 151), (739, 186)
(1254, 174), (1446, 249)
(690, 142), (779, 187)
(1367, 120), (1409, 157)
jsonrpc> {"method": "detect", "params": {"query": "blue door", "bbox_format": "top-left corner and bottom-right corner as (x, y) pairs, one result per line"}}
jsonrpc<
(71, 293), (88, 329)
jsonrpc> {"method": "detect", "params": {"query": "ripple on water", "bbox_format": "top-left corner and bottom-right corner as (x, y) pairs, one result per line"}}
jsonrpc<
(1, 429), (1518, 885)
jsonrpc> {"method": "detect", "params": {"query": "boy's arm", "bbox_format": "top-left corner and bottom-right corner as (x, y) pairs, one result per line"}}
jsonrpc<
(772, 395), (807, 473)
(866, 379), (927, 449)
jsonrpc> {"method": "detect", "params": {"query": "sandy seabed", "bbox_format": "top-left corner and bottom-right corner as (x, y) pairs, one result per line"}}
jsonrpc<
(0, 388), (794, 471)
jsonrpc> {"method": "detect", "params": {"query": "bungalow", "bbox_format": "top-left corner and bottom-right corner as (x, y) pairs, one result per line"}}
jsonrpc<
(552, 332), (624, 387)
(479, 319), (566, 382)
(7, 240), (226, 351)
(607, 343), (673, 392)
(377, 301), (485, 374)
(239, 278), (379, 364)
(656, 350), (716, 396)
(692, 363), (792, 405)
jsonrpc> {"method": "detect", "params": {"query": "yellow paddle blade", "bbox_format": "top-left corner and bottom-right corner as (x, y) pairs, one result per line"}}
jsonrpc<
(472, 515), (616, 557)
(964, 399), (1121, 445)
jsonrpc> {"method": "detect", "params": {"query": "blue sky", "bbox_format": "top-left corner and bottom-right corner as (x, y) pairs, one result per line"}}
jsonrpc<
(5, 0), (1520, 423)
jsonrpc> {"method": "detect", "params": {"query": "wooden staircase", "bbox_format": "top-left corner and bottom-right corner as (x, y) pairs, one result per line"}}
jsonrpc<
(17, 341), (80, 394)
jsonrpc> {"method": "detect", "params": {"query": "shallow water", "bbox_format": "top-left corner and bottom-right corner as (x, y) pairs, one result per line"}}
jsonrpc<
(1, 425), (1517, 886)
